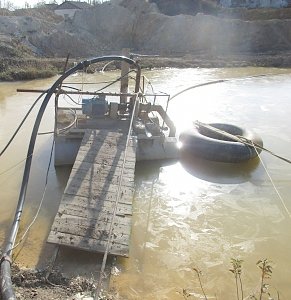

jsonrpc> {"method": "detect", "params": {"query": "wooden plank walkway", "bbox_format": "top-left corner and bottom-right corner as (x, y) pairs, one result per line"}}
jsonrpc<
(47, 129), (136, 257)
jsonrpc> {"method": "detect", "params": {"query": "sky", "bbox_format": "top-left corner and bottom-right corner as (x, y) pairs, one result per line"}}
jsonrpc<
(4, 0), (106, 9)
(3, 0), (60, 9)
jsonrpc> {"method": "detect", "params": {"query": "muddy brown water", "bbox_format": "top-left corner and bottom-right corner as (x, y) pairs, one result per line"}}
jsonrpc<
(1, 67), (291, 299)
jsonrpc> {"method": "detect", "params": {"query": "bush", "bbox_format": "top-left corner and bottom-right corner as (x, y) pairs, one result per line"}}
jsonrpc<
(0, 66), (58, 81)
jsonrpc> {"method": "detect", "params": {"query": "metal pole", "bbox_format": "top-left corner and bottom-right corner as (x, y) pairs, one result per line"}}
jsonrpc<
(120, 48), (130, 104)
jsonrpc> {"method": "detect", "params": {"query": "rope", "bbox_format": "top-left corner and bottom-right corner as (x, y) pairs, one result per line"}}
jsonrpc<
(253, 143), (291, 164)
(94, 93), (139, 300)
(253, 142), (291, 219)
(195, 121), (291, 164)
(195, 121), (291, 218)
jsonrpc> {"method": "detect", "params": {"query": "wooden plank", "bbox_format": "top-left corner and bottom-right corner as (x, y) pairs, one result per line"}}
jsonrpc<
(78, 136), (135, 147)
(69, 167), (134, 182)
(48, 226), (129, 246)
(65, 179), (134, 198)
(71, 162), (135, 175)
(76, 151), (136, 163)
(48, 232), (129, 251)
(69, 164), (135, 182)
(50, 215), (130, 238)
(61, 194), (132, 206)
(58, 203), (132, 218)
(51, 215), (131, 230)
(48, 129), (136, 257)
(73, 157), (135, 172)
(47, 233), (129, 257)
(48, 213), (131, 256)
(76, 150), (135, 167)
(60, 196), (132, 212)
(81, 130), (134, 142)
(66, 175), (134, 190)
(78, 142), (136, 154)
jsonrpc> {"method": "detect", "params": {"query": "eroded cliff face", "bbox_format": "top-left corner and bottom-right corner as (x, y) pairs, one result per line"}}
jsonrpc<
(148, 0), (215, 16)
(131, 12), (291, 54)
(1, 1), (291, 58)
(71, 0), (291, 56)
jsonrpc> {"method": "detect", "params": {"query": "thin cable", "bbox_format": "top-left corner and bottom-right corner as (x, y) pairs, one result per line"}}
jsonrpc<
(57, 108), (78, 133)
(11, 137), (55, 251)
(142, 75), (155, 94)
(253, 142), (291, 219)
(0, 154), (32, 177)
(94, 93), (138, 300)
(95, 69), (137, 93)
(0, 90), (48, 157)
(0, 131), (54, 176)
(101, 60), (114, 72)
(195, 121), (291, 217)
(0, 132), (54, 176)
(59, 92), (82, 106)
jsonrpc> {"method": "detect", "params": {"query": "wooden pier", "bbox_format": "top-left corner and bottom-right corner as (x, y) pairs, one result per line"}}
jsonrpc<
(47, 129), (136, 257)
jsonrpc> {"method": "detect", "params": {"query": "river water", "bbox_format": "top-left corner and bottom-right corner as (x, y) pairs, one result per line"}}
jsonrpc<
(1, 67), (291, 299)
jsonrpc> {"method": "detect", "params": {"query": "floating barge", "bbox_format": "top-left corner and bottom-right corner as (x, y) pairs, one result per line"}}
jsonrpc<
(0, 55), (179, 300)
(47, 56), (179, 256)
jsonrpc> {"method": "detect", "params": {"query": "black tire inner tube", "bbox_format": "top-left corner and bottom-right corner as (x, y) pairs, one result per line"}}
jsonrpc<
(179, 123), (263, 163)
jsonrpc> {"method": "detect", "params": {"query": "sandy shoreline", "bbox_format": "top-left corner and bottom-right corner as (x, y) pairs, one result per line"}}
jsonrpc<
(1, 51), (291, 81)
(137, 51), (291, 69)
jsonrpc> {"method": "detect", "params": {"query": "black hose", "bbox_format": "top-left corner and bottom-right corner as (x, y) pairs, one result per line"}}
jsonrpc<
(169, 80), (226, 102)
(0, 55), (140, 300)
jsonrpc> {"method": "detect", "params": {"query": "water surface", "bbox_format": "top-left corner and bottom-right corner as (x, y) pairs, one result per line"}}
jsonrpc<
(1, 67), (291, 299)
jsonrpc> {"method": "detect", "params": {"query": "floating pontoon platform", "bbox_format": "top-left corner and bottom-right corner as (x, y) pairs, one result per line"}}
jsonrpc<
(47, 129), (136, 257)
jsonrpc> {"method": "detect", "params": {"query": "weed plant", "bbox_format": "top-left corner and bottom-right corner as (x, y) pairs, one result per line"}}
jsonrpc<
(181, 258), (279, 300)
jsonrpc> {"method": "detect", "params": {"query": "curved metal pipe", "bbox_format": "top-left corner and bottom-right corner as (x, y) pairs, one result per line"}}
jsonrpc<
(0, 56), (140, 300)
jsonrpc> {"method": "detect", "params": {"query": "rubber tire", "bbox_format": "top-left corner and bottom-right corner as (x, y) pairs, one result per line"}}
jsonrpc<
(179, 123), (263, 163)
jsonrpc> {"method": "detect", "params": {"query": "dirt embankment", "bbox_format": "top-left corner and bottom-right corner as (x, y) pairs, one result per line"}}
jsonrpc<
(10, 264), (118, 300)
(1, 1), (291, 81)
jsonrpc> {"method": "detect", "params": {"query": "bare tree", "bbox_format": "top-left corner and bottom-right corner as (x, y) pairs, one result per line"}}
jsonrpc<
(1, 0), (14, 10)
(34, 1), (46, 8)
